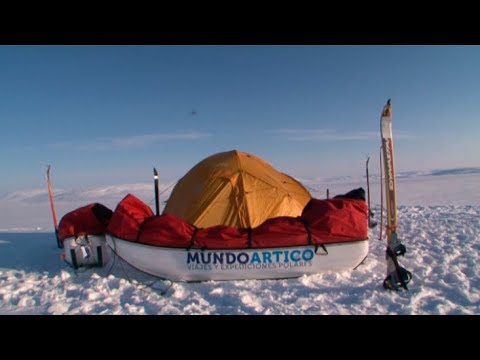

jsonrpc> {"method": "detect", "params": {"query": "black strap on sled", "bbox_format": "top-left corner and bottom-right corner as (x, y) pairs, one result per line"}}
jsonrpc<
(299, 217), (312, 245)
(96, 246), (103, 267)
(300, 217), (328, 254)
(135, 220), (147, 243)
(247, 227), (253, 248)
(314, 244), (328, 255)
(70, 249), (78, 269)
(188, 227), (199, 250)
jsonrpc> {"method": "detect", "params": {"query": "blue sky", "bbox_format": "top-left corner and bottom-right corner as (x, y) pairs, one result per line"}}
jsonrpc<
(1, 45), (479, 193)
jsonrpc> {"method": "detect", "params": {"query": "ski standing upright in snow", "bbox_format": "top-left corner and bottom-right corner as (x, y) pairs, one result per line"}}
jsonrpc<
(380, 99), (412, 290)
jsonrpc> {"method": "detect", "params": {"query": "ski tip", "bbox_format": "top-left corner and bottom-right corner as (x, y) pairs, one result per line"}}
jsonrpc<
(387, 98), (391, 106)
(153, 167), (158, 176)
(382, 99), (392, 117)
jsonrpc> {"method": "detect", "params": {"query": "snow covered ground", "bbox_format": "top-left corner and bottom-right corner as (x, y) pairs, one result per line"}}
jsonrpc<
(1, 171), (479, 314)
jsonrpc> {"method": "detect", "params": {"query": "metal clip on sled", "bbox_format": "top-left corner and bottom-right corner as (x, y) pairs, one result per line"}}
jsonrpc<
(64, 235), (106, 270)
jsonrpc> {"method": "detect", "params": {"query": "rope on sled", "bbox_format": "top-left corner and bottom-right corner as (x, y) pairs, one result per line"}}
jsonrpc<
(105, 238), (174, 296)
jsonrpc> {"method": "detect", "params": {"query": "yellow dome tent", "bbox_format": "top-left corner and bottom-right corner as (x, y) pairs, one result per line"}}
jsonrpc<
(163, 150), (312, 228)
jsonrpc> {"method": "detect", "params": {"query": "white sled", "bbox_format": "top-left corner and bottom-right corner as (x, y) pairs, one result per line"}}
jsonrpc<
(106, 235), (368, 282)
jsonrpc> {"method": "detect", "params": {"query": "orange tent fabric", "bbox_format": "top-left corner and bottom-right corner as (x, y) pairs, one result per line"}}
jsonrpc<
(163, 150), (312, 228)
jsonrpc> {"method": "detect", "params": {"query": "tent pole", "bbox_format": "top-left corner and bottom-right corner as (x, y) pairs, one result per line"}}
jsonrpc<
(154, 167), (160, 216)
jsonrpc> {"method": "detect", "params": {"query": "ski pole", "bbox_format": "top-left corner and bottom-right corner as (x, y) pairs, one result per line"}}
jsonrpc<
(46, 165), (61, 248)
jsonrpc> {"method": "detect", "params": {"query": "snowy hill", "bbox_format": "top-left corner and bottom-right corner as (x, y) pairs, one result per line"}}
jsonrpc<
(0, 183), (173, 232)
(2, 183), (155, 204)
(1, 167), (480, 232)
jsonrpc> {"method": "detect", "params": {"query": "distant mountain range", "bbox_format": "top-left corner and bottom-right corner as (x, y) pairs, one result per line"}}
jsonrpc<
(300, 166), (480, 184)
(429, 167), (480, 176)
(2, 183), (156, 205)
(2, 166), (479, 205)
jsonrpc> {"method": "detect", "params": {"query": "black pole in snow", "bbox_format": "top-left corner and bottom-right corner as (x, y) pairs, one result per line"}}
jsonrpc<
(154, 167), (160, 216)
(366, 156), (377, 229)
